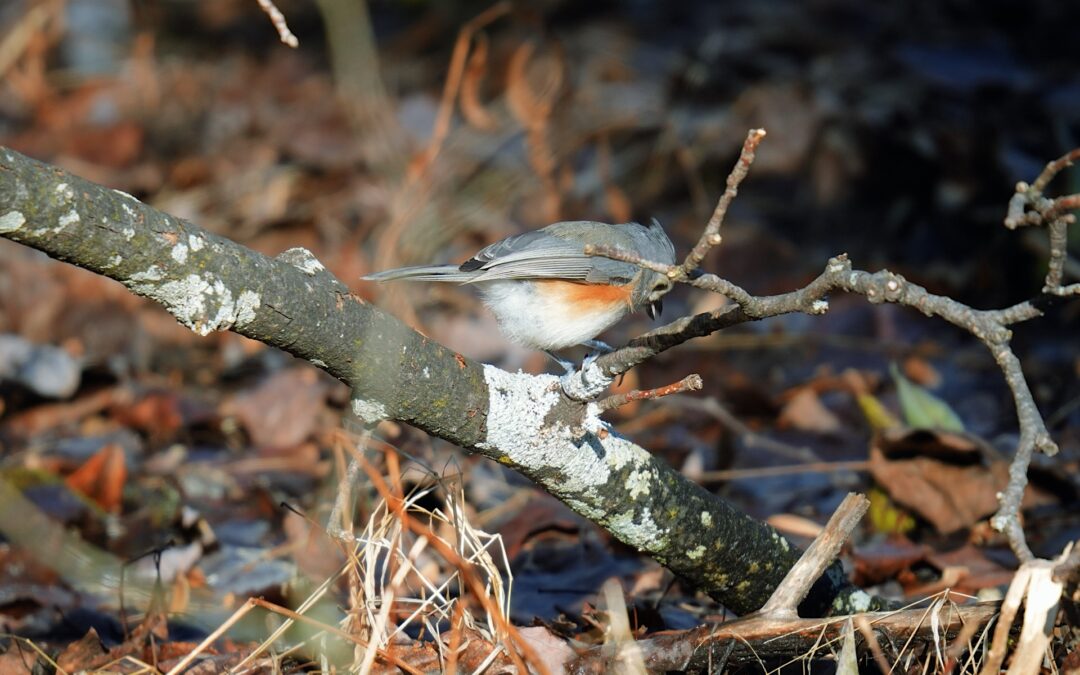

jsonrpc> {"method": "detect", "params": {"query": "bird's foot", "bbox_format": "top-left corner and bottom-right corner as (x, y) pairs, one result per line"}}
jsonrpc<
(558, 350), (615, 402)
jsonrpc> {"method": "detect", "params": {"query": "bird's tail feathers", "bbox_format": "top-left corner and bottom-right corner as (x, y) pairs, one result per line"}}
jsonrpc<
(362, 265), (477, 283)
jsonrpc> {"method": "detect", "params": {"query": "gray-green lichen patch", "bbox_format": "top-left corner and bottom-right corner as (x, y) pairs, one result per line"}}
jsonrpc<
(626, 467), (653, 499)
(0, 211), (25, 233)
(770, 529), (793, 551)
(481, 366), (579, 472)
(701, 511), (713, 527)
(278, 247), (325, 276)
(687, 545), (707, 560)
(606, 506), (665, 549)
(836, 589), (873, 614)
(130, 265), (164, 283)
(127, 269), (256, 336)
(188, 234), (205, 251)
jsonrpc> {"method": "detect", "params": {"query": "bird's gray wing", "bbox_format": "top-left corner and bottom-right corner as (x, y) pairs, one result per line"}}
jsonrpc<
(457, 228), (637, 284)
(365, 223), (644, 284)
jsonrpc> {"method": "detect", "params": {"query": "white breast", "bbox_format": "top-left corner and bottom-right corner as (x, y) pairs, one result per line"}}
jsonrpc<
(476, 280), (630, 350)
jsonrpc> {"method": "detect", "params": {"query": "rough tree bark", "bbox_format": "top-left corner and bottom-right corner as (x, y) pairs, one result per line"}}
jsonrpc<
(0, 147), (878, 616)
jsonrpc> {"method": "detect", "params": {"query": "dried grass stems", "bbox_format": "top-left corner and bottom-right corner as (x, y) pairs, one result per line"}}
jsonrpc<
(327, 434), (547, 674)
(173, 432), (532, 673)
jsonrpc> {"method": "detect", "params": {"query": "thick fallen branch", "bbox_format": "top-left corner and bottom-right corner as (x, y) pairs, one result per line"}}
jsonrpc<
(0, 147), (877, 616)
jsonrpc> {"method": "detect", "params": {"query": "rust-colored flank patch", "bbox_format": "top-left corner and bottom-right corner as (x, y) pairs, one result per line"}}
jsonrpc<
(533, 279), (634, 310)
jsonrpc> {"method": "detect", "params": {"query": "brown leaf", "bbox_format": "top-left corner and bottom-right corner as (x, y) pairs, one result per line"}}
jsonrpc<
(65, 443), (126, 513)
(222, 367), (329, 449)
(111, 391), (186, 441)
(0, 648), (35, 674)
(56, 628), (107, 672)
(777, 387), (842, 434)
(3, 387), (129, 436)
(518, 626), (576, 673)
(920, 543), (1016, 594)
(868, 429), (999, 534)
(852, 538), (932, 587)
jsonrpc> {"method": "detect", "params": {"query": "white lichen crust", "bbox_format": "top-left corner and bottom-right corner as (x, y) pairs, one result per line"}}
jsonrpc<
(0, 211), (26, 233)
(278, 247), (326, 275)
(481, 365), (668, 550)
(235, 290), (261, 327)
(126, 268), (260, 336)
(352, 396), (389, 423)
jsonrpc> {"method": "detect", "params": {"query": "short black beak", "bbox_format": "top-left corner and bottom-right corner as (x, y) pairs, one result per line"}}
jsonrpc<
(646, 300), (662, 320)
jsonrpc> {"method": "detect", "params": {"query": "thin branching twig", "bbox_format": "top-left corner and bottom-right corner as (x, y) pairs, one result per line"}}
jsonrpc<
(587, 132), (1079, 565)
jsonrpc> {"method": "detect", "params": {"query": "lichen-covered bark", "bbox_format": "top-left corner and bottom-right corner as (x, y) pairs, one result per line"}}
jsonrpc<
(0, 148), (487, 443)
(0, 147), (877, 616)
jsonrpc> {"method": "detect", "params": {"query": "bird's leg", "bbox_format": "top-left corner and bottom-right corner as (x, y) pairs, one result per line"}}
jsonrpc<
(544, 350), (578, 375)
(580, 339), (616, 382)
(546, 341), (610, 374)
(581, 339), (613, 354)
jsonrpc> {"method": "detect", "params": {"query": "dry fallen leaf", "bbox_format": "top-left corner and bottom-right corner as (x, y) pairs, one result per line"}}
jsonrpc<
(221, 367), (329, 449)
(777, 387), (842, 434)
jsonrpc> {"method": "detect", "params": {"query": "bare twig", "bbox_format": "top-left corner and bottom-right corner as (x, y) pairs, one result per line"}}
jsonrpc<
(583, 128), (768, 280)
(682, 128), (767, 273)
(587, 138), (1080, 564)
(758, 493), (870, 619)
(373, 2), (511, 325)
(596, 374), (702, 412)
(979, 553), (1069, 675)
(254, 0), (299, 47)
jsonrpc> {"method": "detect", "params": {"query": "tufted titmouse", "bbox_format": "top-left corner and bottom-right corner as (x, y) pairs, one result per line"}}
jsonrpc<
(364, 220), (677, 353)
